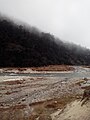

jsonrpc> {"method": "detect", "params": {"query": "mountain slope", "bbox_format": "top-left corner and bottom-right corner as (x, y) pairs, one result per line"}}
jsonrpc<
(0, 16), (90, 67)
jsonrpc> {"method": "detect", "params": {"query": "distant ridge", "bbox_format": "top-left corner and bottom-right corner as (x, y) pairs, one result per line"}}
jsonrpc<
(0, 16), (90, 67)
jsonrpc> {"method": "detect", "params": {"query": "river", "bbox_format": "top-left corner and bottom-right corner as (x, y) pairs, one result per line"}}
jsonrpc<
(0, 66), (90, 78)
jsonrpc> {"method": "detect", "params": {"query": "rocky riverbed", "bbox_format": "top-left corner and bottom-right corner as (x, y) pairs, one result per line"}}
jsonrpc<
(0, 66), (90, 120)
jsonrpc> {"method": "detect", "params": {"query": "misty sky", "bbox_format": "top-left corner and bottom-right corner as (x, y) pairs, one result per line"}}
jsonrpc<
(0, 0), (90, 48)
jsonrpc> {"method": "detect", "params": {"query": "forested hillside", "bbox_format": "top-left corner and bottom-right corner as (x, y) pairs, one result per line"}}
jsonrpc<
(0, 16), (90, 67)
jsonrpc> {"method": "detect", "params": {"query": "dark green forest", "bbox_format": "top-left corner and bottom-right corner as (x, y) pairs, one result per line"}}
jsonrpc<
(0, 16), (90, 67)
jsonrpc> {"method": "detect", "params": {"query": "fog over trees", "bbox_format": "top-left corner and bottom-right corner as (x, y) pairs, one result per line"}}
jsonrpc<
(0, 16), (90, 67)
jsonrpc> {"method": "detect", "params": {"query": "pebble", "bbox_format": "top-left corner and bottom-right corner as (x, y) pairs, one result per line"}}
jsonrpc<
(11, 97), (14, 100)
(76, 96), (80, 99)
(18, 101), (21, 104)
(69, 89), (72, 91)
(0, 103), (4, 106)
(25, 94), (28, 97)
(22, 98), (26, 101)
(55, 101), (57, 104)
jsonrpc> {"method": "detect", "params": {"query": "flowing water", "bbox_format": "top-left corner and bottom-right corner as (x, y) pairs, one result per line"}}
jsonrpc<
(0, 66), (90, 78)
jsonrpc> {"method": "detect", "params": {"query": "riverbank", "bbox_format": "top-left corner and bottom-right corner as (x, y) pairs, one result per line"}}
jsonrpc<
(0, 76), (90, 120)
(0, 66), (90, 120)
(0, 65), (74, 74)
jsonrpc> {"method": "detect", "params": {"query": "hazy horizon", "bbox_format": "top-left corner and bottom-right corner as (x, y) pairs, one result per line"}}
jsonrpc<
(0, 0), (90, 48)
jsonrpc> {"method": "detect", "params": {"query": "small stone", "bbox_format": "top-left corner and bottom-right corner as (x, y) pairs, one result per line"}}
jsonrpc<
(25, 94), (28, 97)
(69, 89), (72, 91)
(18, 101), (21, 104)
(24, 111), (28, 115)
(0, 103), (4, 106)
(6, 104), (10, 107)
(83, 78), (88, 81)
(54, 101), (57, 104)
(76, 96), (80, 99)
(22, 98), (26, 101)
(11, 97), (14, 100)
